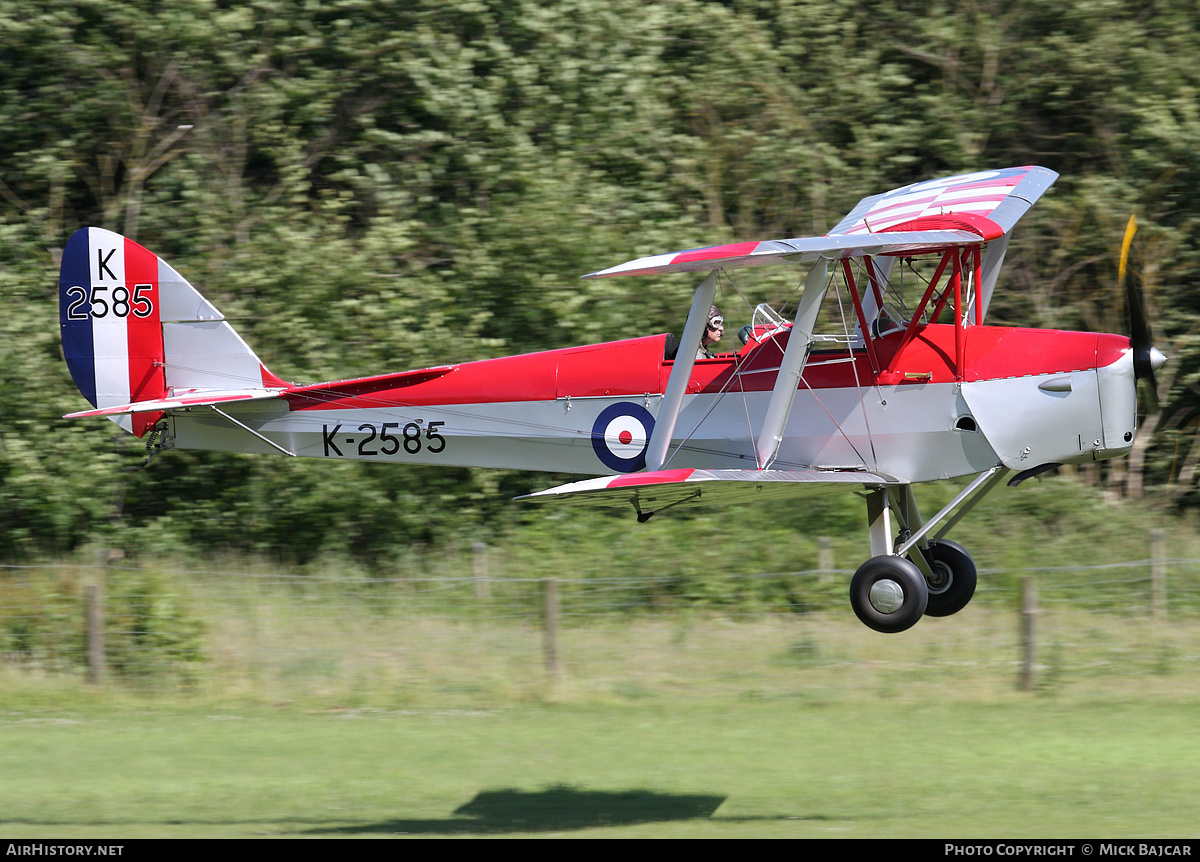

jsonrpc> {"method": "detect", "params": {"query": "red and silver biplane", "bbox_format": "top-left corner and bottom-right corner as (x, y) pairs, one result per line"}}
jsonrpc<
(59, 166), (1164, 633)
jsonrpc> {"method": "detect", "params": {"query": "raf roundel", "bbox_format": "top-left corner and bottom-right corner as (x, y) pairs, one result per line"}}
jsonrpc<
(591, 402), (656, 473)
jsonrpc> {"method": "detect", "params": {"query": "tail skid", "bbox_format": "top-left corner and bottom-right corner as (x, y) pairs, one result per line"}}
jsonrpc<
(59, 228), (285, 436)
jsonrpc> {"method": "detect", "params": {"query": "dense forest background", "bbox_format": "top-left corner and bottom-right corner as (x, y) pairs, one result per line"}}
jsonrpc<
(1, 0), (1198, 565)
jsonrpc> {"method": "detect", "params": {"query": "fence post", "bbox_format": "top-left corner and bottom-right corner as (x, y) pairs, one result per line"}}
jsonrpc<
(818, 536), (834, 583)
(542, 577), (560, 679)
(1150, 528), (1167, 621)
(86, 583), (105, 685)
(1020, 576), (1038, 692)
(472, 541), (490, 599)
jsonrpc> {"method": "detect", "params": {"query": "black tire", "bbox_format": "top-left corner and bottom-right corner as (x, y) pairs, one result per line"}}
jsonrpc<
(849, 556), (929, 633)
(918, 539), (977, 617)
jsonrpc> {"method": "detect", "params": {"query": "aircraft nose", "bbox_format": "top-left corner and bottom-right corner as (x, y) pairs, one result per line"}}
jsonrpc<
(1136, 346), (1167, 380)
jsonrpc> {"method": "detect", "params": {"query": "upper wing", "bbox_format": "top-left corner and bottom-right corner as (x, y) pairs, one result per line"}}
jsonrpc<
(517, 468), (902, 518)
(828, 165), (1058, 236)
(582, 165), (1057, 279)
(581, 230), (984, 279)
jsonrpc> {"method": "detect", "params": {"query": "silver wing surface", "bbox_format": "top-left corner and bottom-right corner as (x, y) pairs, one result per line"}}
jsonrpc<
(518, 468), (904, 518)
(582, 165), (1058, 283)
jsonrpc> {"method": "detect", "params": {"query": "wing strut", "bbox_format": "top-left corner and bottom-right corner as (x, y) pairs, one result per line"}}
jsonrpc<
(754, 261), (829, 468)
(645, 270), (717, 471)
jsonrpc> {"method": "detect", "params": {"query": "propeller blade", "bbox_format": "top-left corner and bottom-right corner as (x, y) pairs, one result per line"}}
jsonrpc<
(1119, 215), (1136, 284)
(1119, 214), (1162, 413)
(1121, 216), (1154, 353)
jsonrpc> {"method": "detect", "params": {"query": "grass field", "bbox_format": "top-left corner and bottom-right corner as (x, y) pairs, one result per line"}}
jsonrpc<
(2, 683), (1199, 838)
(4, 509), (1200, 839)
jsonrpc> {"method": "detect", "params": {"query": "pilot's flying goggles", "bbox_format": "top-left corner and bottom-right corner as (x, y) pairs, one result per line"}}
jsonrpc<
(708, 316), (724, 329)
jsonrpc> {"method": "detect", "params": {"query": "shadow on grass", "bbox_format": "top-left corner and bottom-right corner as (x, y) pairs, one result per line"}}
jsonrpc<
(307, 785), (727, 835)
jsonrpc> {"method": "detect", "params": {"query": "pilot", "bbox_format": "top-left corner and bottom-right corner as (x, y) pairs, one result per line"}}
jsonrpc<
(697, 306), (724, 359)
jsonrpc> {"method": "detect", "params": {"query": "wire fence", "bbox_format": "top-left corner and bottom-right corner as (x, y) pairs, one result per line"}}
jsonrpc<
(3, 557), (1200, 702)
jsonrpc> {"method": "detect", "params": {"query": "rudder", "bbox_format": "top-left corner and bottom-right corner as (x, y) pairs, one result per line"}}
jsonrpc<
(59, 228), (284, 436)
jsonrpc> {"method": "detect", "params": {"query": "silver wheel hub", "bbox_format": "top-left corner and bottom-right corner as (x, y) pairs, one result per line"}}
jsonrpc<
(927, 561), (953, 594)
(868, 579), (906, 614)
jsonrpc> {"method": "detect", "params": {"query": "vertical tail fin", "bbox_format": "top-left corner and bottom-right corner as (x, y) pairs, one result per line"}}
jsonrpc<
(59, 227), (286, 436)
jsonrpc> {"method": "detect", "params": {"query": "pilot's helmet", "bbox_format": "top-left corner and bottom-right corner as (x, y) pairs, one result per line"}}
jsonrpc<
(707, 306), (724, 331)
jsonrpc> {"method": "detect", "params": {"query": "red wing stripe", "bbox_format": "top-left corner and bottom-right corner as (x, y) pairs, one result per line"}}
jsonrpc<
(671, 241), (761, 265)
(607, 469), (696, 488)
(851, 192), (1012, 228)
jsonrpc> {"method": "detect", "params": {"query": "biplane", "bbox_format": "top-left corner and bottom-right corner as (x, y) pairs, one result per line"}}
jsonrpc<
(59, 166), (1164, 633)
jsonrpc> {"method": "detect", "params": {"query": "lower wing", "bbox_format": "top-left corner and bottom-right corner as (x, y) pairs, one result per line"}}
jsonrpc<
(518, 468), (903, 520)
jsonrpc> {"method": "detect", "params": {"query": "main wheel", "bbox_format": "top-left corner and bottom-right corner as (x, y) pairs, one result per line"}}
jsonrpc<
(918, 539), (977, 618)
(849, 556), (928, 633)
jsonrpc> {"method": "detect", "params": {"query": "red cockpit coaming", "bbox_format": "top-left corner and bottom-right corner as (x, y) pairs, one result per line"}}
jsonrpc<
(881, 326), (1124, 385)
(285, 334), (669, 410)
(963, 328), (1129, 382)
(282, 325), (1131, 411)
(681, 325), (1129, 395)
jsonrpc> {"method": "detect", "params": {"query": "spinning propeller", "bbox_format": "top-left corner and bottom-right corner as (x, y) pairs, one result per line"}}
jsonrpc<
(1120, 215), (1166, 413)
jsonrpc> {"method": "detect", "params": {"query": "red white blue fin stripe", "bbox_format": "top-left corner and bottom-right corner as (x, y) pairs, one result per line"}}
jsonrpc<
(60, 227), (283, 436)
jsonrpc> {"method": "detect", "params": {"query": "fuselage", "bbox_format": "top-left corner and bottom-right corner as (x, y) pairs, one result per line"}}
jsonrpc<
(165, 322), (1139, 484)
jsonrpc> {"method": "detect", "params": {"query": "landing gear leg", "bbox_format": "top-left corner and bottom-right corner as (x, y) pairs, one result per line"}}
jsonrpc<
(850, 472), (1003, 632)
(888, 486), (978, 617)
(850, 489), (928, 633)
